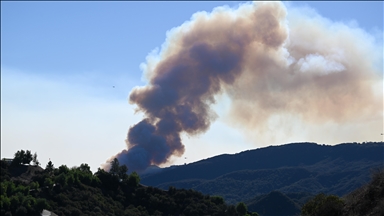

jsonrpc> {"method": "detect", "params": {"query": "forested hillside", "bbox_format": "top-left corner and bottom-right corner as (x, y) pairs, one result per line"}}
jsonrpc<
(141, 142), (384, 204)
(301, 168), (384, 216)
(1, 142), (383, 216)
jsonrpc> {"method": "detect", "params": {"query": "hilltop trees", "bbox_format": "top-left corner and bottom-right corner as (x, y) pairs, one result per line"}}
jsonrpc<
(1, 151), (262, 216)
(45, 161), (54, 172)
(128, 171), (140, 188)
(11, 150), (23, 165)
(7, 149), (40, 167)
(78, 163), (92, 175)
(106, 158), (141, 188)
(11, 150), (33, 166)
(109, 158), (129, 180)
(109, 158), (120, 175)
(23, 150), (33, 165)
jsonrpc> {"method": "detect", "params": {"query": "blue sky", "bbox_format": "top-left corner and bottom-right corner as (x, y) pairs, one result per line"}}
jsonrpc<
(1, 1), (383, 172)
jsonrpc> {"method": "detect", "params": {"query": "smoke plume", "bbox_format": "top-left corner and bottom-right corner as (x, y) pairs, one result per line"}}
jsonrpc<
(103, 2), (383, 172)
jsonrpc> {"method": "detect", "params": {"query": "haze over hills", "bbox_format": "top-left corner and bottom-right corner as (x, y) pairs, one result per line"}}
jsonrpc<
(141, 142), (384, 204)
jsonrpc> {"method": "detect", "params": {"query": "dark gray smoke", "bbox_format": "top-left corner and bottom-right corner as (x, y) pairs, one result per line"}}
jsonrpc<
(103, 2), (383, 172)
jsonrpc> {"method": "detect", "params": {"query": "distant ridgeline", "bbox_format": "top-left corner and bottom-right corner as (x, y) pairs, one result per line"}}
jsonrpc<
(141, 142), (384, 204)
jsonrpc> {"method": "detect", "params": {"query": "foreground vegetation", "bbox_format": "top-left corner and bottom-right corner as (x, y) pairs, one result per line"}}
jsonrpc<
(1, 148), (382, 216)
(0, 150), (259, 216)
(301, 168), (384, 216)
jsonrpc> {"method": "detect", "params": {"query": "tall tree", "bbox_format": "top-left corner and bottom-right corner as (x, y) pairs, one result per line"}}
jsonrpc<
(119, 164), (128, 180)
(79, 163), (92, 175)
(128, 172), (140, 188)
(23, 150), (33, 165)
(32, 152), (39, 166)
(46, 161), (54, 172)
(236, 202), (247, 216)
(109, 158), (120, 176)
(12, 150), (23, 165)
(19, 150), (26, 162)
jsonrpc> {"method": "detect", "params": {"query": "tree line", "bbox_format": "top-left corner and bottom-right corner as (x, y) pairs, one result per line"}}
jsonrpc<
(1, 149), (259, 216)
(2, 148), (382, 216)
(10, 150), (39, 166)
(301, 168), (384, 216)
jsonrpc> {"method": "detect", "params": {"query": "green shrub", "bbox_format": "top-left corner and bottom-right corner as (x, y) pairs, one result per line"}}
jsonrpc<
(301, 193), (344, 216)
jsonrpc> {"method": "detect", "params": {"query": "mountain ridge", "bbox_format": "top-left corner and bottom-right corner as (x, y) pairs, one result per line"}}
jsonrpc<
(141, 141), (384, 204)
